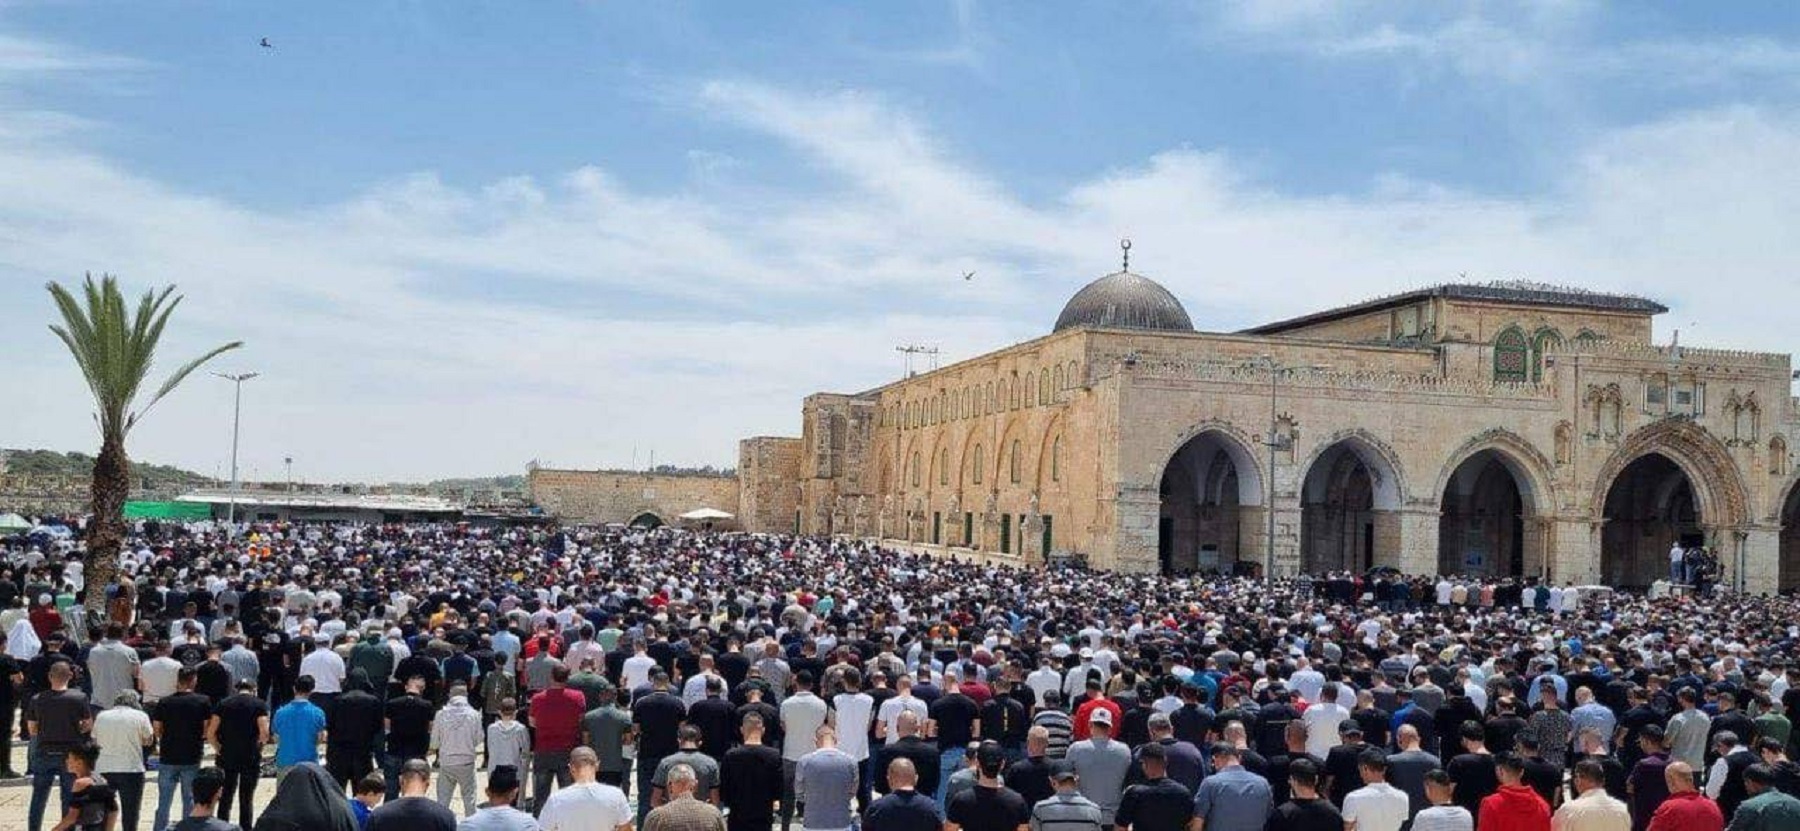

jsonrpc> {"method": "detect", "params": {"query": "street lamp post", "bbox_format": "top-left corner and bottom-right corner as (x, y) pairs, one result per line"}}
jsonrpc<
(284, 456), (293, 493)
(214, 371), (259, 527)
(1254, 355), (1328, 583)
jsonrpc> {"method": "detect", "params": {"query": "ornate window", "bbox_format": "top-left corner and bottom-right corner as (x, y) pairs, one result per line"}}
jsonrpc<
(1531, 328), (1562, 382)
(1494, 327), (1529, 382)
(1010, 439), (1022, 484)
(973, 444), (984, 484)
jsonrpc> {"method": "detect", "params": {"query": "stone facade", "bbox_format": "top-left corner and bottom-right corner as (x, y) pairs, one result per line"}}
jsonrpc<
(738, 436), (803, 534)
(526, 468), (740, 527)
(763, 276), (1800, 594)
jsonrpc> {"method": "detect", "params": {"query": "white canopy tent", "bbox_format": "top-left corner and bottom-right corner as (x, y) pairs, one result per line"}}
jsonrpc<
(679, 508), (735, 521)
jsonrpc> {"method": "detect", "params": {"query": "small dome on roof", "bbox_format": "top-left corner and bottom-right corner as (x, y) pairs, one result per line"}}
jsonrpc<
(1053, 270), (1194, 334)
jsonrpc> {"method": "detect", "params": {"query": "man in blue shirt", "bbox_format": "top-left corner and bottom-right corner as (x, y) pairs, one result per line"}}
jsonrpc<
(1191, 743), (1270, 831)
(271, 675), (328, 777)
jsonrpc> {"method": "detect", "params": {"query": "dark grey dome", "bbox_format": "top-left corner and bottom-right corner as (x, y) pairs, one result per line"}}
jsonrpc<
(1053, 270), (1194, 333)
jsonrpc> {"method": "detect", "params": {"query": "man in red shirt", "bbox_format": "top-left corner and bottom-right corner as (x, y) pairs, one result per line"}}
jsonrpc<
(1647, 762), (1724, 831)
(1479, 753), (1551, 831)
(528, 663), (587, 814)
(1071, 679), (1123, 742)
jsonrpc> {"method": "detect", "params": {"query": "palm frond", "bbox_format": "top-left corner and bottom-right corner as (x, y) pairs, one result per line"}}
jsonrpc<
(129, 340), (244, 431)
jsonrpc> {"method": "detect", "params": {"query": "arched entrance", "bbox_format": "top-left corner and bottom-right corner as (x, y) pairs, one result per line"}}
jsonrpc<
(1157, 430), (1262, 576)
(1600, 453), (1700, 588)
(628, 511), (665, 529)
(1437, 450), (1532, 576)
(1300, 437), (1404, 574)
(1779, 485), (1800, 592)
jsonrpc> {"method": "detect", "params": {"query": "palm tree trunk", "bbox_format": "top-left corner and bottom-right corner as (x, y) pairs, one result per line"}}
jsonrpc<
(85, 434), (130, 610)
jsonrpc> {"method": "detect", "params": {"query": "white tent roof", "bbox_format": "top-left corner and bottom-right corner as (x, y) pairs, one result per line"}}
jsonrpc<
(679, 508), (735, 520)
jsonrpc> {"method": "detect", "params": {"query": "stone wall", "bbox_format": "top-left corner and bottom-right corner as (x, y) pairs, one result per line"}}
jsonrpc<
(526, 468), (740, 526)
(738, 437), (803, 533)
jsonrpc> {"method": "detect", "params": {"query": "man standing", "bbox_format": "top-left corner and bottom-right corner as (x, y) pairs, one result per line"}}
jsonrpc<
(1479, 755), (1551, 831)
(645, 764), (725, 831)
(327, 669), (384, 791)
(582, 687), (635, 795)
(719, 712), (782, 831)
(1029, 767), (1102, 831)
(651, 726), (721, 807)
(154, 666), (214, 831)
(781, 671), (830, 831)
(436, 684), (486, 816)
(1342, 751), (1409, 831)
(1266, 758), (1340, 831)
(1445, 722), (1498, 820)
(1114, 742), (1194, 831)
(207, 679), (269, 828)
(535, 665), (593, 814)
(368, 758), (459, 831)
(1729, 764), (1800, 831)
(271, 674), (328, 779)
(385, 676), (437, 802)
(927, 670), (982, 808)
(1387, 724), (1441, 822)
(538, 747), (634, 831)
(1554, 759), (1631, 831)
(1191, 743), (1271, 831)
(26, 661), (91, 831)
(873, 711), (941, 800)
(1411, 771), (1473, 831)
(1668, 691), (1713, 771)
(1066, 708), (1131, 827)
(633, 669), (689, 827)
(87, 624), (140, 712)
(1631, 727), (1675, 831)
(944, 742), (1029, 831)
(795, 724), (858, 831)
(458, 765), (540, 831)
(833, 668), (876, 810)
(1708, 732), (1758, 821)
(1646, 762), (1722, 831)
(862, 759), (940, 831)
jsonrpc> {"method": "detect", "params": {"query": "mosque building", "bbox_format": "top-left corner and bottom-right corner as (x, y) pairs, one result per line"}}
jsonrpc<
(732, 245), (1800, 593)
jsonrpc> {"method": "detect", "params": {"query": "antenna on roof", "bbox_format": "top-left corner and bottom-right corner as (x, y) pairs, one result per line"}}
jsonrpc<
(896, 344), (940, 377)
(1121, 238), (1132, 272)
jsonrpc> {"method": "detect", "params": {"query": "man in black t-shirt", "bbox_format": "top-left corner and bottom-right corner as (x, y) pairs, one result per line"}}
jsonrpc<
(328, 669), (386, 791)
(864, 758), (942, 831)
(383, 676), (436, 799)
(251, 609), (293, 708)
(0, 651), (22, 778)
(944, 742), (1028, 831)
(153, 666), (214, 831)
(719, 711), (784, 831)
(26, 660), (90, 831)
(1267, 758), (1341, 831)
(367, 759), (458, 831)
(930, 679), (982, 800)
(1115, 743), (1194, 831)
(207, 678), (269, 826)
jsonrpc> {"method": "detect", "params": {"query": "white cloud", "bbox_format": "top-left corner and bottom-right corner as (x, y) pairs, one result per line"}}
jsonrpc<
(4, 33), (1800, 482)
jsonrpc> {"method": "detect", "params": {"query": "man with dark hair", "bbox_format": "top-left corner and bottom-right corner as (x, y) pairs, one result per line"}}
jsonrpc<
(1342, 750), (1408, 831)
(171, 767), (238, 831)
(634, 667), (689, 827)
(26, 659), (90, 831)
(1479, 755), (1550, 831)
(1554, 759), (1630, 831)
(944, 741), (1028, 831)
(1411, 770), (1472, 831)
(384, 675), (436, 802)
(1731, 763), (1800, 830)
(1266, 758), (1340, 831)
(534, 662), (592, 814)
(271, 674), (328, 778)
(1631, 726), (1674, 831)
(1515, 735), (1563, 809)
(208, 678), (269, 825)
(154, 664), (214, 831)
(651, 724), (721, 807)
(1446, 720), (1498, 819)
(327, 668), (384, 791)
(1754, 738), (1800, 797)
(460, 765), (538, 831)
(1191, 743), (1272, 831)
(1115, 741), (1195, 831)
(367, 758), (458, 831)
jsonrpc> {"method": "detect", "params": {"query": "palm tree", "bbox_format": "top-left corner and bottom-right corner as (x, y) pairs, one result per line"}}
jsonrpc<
(47, 274), (242, 607)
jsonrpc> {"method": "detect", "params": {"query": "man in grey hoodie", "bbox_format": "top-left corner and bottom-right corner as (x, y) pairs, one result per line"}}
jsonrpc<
(433, 684), (486, 815)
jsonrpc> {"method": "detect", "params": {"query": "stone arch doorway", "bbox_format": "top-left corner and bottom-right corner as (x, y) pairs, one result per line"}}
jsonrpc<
(628, 511), (665, 529)
(1599, 453), (1700, 588)
(1779, 484), (1800, 592)
(1300, 437), (1404, 574)
(1157, 429), (1263, 576)
(1437, 450), (1535, 577)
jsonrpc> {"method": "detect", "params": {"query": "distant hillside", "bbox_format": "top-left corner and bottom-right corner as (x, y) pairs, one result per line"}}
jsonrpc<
(1, 448), (215, 489)
(419, 474), (526, 491)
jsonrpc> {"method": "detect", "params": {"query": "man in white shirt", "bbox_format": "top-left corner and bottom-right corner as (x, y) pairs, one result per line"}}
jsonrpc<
(1343, 751), (1410, 831)
(1026, 657), (1062, 706)
(780, 670), (830, 831)
(1300, 685), (1350, 760)
(1289, 658), (1326, 703)
(621, 640), (657, 693)
(1554, 758), (1631, 831)
(298, 636), (347, 709)
(139, 641), (184, 706)
(831, 668), (876, 810)
(875, 676), (928, 742)
(538, 746), (633, 831)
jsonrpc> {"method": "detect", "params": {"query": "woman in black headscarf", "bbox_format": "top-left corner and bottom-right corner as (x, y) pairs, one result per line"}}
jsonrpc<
(252, 763), (359, 831)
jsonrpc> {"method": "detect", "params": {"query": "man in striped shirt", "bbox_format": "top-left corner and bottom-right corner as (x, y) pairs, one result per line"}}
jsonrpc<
(1034, 691), (1075, 760)
(1030, 766), (1102, 831)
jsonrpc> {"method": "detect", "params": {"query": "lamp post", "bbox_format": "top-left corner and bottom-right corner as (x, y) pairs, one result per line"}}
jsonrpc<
(284, 456), (293, 493)
(214, 371), (259, 527)
(1252, 355), (1329, 583)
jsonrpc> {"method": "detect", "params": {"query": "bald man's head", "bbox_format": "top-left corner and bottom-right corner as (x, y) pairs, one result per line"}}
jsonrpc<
(1666, 761), (1697, 793)
(886, 758), (918, 790)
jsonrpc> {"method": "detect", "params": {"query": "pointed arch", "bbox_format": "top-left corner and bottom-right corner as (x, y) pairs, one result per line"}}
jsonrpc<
(1431, 429), (1557, 517)
(1591, 419), (1750, 528)
(1297, 429), (1408, 510)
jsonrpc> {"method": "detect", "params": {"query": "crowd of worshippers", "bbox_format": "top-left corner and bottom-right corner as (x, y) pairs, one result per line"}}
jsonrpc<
(2, 520), (1800, 831)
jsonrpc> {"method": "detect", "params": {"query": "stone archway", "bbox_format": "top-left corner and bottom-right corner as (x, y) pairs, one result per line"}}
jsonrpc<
(628, 511), (665, 529)
(1433, 434), (1554, 577)
(1599, 453), (1699, 588)
(1157, 428), (1264, 576)
(1299, 433), (1405, 574)
(1779, 484), (1800, 592)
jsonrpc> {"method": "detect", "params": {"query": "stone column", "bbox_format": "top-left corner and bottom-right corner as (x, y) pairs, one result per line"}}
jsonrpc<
(1736, 526), (1780, 594)
(1112, 484), (1161, 574)
(1237, 506), (1267, 573)
(1520, 518), (1550, 579)
(1267, 502), (1304, 577)
(1547, 517), (1602, 585)
(1376, 508), (1440, 575)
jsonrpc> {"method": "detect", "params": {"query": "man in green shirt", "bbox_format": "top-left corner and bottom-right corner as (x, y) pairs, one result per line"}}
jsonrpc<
(1753, 698), (1791, 752)
(1730, 764), (1800, 831)
(582, 685), (637, 795)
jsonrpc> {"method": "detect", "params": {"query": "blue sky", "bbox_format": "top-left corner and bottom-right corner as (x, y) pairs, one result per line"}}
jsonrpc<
(4, 1), (1800, 481)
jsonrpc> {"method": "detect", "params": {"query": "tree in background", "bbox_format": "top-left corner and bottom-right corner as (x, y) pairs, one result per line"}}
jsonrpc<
(46, 274), (242, 606)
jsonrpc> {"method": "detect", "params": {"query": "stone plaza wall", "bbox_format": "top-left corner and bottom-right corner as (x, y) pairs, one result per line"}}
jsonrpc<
(527, 468), (740, 526)
(738, 437), (803, 533)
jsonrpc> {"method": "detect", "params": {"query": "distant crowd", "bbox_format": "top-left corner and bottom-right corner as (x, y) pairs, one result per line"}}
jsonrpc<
(0, 519), (1798, 831)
